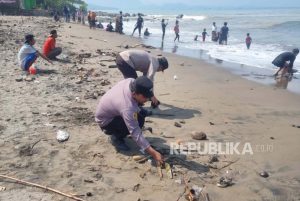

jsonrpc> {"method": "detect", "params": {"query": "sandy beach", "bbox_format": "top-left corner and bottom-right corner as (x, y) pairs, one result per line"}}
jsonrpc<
(1, 16), (300, 201)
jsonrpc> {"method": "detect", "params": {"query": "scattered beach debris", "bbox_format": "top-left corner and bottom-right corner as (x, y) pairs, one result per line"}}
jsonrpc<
(132, 183), (140, 192)
(0, 174), (85, 201)
(84, 179), (94, 183)
(19, 139), (41, 156)
(100, 79), (110, 86)
(24, 76), (34, 82)
(217, 177), (233, 188)
(133, 155), (151, 163)
(209, 122), (215, 125)
(208, 155), (219, 163)
(191, 131), (207, 140)
(78, 53), (91, 58)
(165, 162), (173, 179)
(115, 187), (125, 193)
(292, 124), (300, 128)
(185, 185), (202, 201)
(108, 64), (118, 68)
(133, 155), (145, 161)
(15, 77), (23, 82)
(86, 192), (93, 197)
(270, 137), (275, 140)
(139, 167), (151, 179)
(161, 132), (175, 138)
(174, 122), (182, 127)
(175, 179), (183, 185)
(173, 75), (178, 80)
(157, 163), (163, 180)
(142, 126), (153, 133)
(0, 186), (6, 191)
(56, 130), (70, 142)
(259, 171), (269, 178)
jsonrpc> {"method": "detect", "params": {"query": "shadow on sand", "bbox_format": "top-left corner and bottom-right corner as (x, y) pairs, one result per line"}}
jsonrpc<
(146, 103), (201, 120)
(121, 136), (209, 174)
(37, 69), (58, 75)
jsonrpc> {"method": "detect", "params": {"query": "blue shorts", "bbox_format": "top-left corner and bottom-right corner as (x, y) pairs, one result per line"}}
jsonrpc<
(22, 53), (38, 71)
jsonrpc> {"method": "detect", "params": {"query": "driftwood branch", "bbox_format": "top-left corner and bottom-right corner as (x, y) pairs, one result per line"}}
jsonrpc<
(219, 158), (240, 170)
(176, 176), (189, 201)
(0, 175), (85, 201)
(157, 164), (163, 180)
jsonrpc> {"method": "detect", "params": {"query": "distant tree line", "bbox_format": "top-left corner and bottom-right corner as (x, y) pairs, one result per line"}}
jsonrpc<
(36, 0), (87, 12)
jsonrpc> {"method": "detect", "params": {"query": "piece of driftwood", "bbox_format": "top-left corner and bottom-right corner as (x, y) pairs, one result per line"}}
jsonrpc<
(0, 174), (85, 201)
(218, 158), (240, 170)
(157, 164), (163, 180)
(176, 176), (189, 201)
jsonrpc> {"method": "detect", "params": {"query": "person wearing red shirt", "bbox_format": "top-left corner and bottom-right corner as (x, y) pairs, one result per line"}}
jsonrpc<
(43, 30), (62, 60)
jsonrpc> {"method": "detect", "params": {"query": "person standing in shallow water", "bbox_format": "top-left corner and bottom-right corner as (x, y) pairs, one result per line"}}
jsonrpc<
(245, 33), (252, 49)
(174, 20), (180, 42)
(115, 11), (123, 34)
(161, 19), (168, 40)
(202, 28), (209, 42)
(219, 22), (229, 45)
(211, 22), (218, 42)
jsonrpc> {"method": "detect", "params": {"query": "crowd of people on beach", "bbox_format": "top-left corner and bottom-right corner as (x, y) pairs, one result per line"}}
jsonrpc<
(17, 9), (298, 164)
(16, 14), (170, 164)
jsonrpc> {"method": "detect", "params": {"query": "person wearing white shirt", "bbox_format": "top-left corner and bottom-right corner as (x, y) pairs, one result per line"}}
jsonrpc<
(212, 22), (218, 42)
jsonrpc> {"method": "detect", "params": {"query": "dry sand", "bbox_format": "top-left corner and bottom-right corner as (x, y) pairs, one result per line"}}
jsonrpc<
(0, 16), (300, 201)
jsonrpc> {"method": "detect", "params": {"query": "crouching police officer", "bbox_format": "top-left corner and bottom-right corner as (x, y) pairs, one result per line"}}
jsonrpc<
(95, 76), (164, 164)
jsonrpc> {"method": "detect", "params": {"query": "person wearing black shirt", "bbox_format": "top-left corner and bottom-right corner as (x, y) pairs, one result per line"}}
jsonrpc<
(219, 22), (229, 45)
(161, 19), (168, 40)
(132, 13), (144, 36)
(273, 48), (299, 76)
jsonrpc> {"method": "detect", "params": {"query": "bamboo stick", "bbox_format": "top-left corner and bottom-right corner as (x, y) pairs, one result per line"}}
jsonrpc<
(0, 174), (85, 201)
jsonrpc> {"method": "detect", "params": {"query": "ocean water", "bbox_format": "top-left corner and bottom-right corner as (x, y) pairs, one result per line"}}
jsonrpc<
(99, 8), (300, 92)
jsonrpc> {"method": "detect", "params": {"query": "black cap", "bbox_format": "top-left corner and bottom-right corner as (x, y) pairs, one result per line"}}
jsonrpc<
(25, 34), (34, 43)
(131, 76), (154, 98)
(293, 48), (299, 54)
(158, 57), (169, 71)
(50, 30), (57, 35)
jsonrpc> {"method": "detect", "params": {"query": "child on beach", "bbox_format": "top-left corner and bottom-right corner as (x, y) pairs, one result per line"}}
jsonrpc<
(245, 33), (252, 49)
(144, 28), (150, 36)
(18, 34), (52, 72)
(202, 28), (209, 42)
(174, 20), (179, 42)
(106, 22), (114, 32)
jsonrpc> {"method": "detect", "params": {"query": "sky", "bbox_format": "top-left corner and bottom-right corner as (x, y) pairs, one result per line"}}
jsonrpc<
(85, 0), (300, 10)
